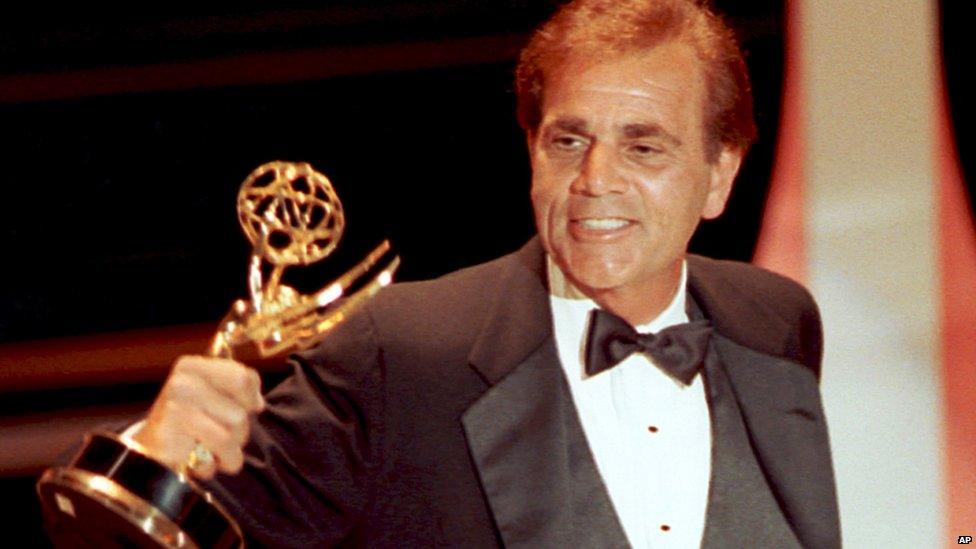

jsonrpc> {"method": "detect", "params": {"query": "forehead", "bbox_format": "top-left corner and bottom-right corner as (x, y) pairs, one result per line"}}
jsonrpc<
(540, 42), (706, 133)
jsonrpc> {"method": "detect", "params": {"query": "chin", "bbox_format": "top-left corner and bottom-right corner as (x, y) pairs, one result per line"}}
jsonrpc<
(563, 258), (637, 293)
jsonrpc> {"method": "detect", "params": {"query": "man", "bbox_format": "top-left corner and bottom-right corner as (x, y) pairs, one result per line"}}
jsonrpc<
(132, 0), (840, 547)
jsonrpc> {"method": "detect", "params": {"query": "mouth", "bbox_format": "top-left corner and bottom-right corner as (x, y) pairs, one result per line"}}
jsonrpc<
(575, 217), (632, 230)
(568, 217), (637, 239)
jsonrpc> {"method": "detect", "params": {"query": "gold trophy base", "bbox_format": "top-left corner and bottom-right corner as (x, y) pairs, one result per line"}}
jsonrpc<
(37, 431), (242, 549)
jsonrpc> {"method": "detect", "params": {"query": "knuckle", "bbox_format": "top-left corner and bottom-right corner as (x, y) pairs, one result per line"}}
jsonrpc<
(248, 368), (262, 391)
(227, 407), (248, 430)
(172, 356), (196, 375)
(234, 371), (252, 395)
(165, 375), (192, 400)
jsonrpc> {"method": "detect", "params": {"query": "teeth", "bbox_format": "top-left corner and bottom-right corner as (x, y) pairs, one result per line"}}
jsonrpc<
(578, 218), (629, 230)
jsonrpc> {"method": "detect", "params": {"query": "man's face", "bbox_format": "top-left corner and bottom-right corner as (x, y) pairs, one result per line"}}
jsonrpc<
(529, 41), (742, 299)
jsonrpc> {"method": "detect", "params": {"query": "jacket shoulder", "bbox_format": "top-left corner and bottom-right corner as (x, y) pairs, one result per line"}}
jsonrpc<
(688, 255), (817, 313)
(363, 250), (520, 360)
(687, 255), (824, 378)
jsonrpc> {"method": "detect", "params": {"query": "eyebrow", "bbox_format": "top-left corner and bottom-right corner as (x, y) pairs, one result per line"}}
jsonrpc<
(550, 117), (589, 135)
(622, 123), (683, 147)
(545, 117), (683, 148)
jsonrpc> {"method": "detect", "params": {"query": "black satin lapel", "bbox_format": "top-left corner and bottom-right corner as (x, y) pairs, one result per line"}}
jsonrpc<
(714, 335), (841, 549)
(461, 339), (629, 549)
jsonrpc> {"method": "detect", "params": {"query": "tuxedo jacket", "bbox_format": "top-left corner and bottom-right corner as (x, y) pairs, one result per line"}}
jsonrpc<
(207, 238), (841, 548)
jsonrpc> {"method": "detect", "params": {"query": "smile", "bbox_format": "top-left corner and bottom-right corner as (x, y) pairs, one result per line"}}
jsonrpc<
(568, 217), (638, 241)
(575, 218), (632, 230)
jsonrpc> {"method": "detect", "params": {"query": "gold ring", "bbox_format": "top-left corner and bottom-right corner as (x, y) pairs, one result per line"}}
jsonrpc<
(186, 443), (214, 473)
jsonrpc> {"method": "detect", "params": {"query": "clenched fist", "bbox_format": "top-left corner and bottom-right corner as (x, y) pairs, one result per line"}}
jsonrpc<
(129, 355), (265, 480)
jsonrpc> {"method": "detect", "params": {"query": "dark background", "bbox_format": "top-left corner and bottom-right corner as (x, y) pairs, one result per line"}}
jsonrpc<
(0, 1), (972, 545)
(0, 1), (789, 346)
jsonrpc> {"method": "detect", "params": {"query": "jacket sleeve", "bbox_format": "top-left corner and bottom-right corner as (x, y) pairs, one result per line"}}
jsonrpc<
(202, 307), (386, 548)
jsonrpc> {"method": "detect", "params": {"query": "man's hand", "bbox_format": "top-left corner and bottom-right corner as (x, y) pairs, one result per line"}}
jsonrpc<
(129, 355), (265, 480)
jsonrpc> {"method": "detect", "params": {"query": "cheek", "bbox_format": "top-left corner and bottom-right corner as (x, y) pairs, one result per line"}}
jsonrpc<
(530, 174), (562, 218)
(529, 181), (547, 217)
(635, 172), (709, 229)
(529, 179), (556, 234)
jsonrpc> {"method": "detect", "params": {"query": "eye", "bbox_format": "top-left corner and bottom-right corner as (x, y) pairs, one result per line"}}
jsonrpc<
(627, 142), (664, 156)
(549, 134), (588, 152)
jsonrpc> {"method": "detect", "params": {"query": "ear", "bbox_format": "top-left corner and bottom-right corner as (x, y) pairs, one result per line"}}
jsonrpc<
(701, 146), (744, 220)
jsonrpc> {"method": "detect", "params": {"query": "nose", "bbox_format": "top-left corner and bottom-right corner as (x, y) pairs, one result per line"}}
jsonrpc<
(570, 143), (626, 196)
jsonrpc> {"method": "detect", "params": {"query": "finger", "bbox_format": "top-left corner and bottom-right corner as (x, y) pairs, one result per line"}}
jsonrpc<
(182, 408), (243, 479)
(202, 395), (252, 446)
(136, 398), (243, 478)
(135, 398), (200, 468)
(216, 446), (245, 476)
(173, 356), (265, 412)
(162, 373), (252, 446)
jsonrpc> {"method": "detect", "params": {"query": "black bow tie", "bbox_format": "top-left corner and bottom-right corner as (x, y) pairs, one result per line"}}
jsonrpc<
(584, 308), (712, 384)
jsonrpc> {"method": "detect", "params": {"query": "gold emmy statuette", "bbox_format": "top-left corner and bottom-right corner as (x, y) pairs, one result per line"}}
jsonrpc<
(36, 161), (400, 548)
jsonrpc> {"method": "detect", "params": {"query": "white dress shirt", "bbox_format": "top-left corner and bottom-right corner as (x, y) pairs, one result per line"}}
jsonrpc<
(547, 257), (712, 549)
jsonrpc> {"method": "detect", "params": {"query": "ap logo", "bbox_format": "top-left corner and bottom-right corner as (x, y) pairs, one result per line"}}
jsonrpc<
(959, 535), (973, 544)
